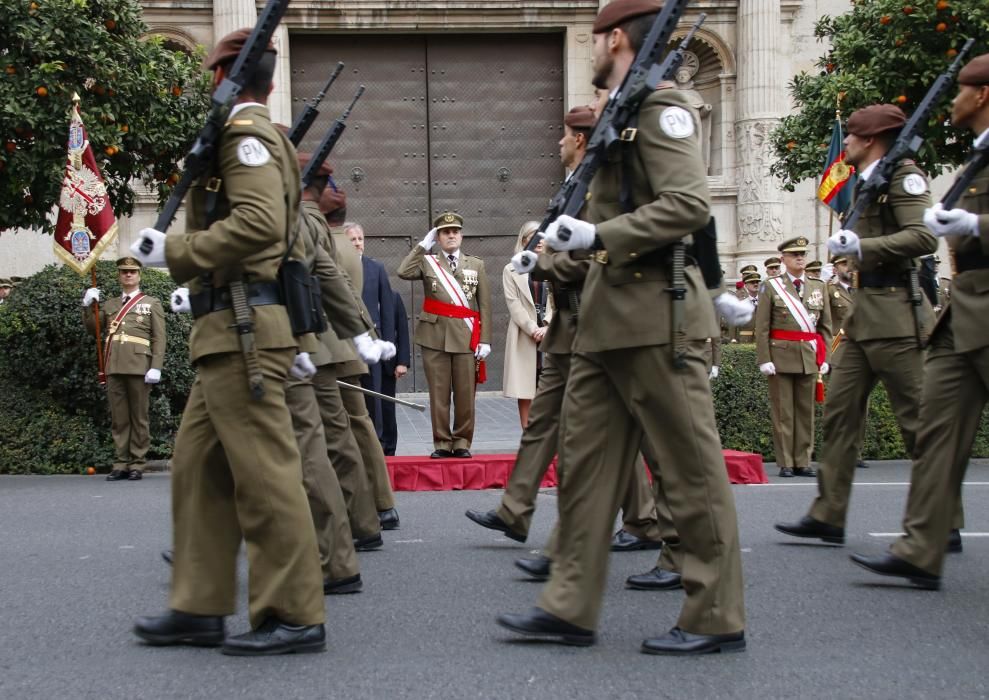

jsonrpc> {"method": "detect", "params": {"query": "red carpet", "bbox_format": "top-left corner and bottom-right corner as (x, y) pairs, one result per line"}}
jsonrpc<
(386, 450), (765, 491)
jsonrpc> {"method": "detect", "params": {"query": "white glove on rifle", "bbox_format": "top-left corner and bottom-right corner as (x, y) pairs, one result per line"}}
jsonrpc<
(544, 215), (596, 252)
(82, 287), (102, 307)
(353, 332), (382, 364)
(828, 229), (862, 259)
(709, 366), (719, 380)
(714, 292), (754, 326)
(419, 227), (438, 251)
(130, 227), (167, 266)
(144, 368), (161, 384)
(474, 343), (491, 360)
(924, 203), (980, 237)
(759, 362), (776, 376)
(289, 352), (317, 380)
(511, 250), (538, 274)
(170, 287), (190, 314)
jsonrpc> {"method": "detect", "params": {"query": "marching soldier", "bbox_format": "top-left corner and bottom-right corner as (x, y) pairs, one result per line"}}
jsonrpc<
(755, 237), (832, 478)
(398, 212), (492, 458)
(130, 29), (326, 655)
(850, 51), (989, 588)
(497, 0), (746, 654)
(775, 103), (938, 546)
(82, 257), (165, 481)
(764, 257), (782, 278)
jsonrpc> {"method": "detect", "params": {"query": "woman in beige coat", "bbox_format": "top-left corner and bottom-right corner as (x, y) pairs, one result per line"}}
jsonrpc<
(502, 221), (551, 427)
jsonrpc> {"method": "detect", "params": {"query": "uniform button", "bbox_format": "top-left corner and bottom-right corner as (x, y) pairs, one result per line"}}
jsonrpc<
(629, 252), (638, 258)
(634, 272), (642, 279)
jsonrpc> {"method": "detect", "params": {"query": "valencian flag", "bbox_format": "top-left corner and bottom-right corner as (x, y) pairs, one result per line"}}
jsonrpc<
(816, 117), (856, 214)
(53, 96), (118, 275)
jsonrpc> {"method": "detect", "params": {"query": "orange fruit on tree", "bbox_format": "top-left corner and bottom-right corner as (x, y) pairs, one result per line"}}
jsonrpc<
(86, 467), (96, 475)
(36, 86), (48, 97)
(936, 0), (949, 9)
(4, 65), (15, 75)
(105, 145), (118, 156)
(879, 15), (892, 25)
(119, 124), (129, 133)
(94, 85), (105, 96)
(902, 5), (914, 14)
(166, 173), (180, 186)
(171, 85), (182, 97)
(786, 141), (797, 151)
(5, 141), (15, 153)
(936, 22), (947, 31)
(895, 39), (904, 47)
(895, 95), (908, 104)
(946, 48), (958, 57)
(104, 19), (116, 30)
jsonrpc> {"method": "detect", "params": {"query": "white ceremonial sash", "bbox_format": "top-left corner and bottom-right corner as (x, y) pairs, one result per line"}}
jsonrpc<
(425, 254), (475, 337)
(768, 277), (817, 344)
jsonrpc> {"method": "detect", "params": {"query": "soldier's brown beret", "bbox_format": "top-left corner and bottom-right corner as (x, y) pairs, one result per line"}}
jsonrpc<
(592, 0), (663, 33)
(205, 28), (276, 71)
(959, 53), (989, 86)
(846, 104), (906, 137)
(564, 105), (597, 130)
(297, 153), (333, 178)
(319, 187), (347, 216)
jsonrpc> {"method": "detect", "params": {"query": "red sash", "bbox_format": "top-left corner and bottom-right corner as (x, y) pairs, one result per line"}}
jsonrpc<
(422, 297), (485, 384)
(103, 292), (146, 369)
(770, 329), (826, 403)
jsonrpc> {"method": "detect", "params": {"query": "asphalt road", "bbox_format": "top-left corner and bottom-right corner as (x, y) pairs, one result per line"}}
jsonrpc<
(1, 461), (987, 699)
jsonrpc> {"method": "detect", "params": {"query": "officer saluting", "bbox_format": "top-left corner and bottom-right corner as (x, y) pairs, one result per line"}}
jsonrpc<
(398, 212), (492, 458)
(130, 28), (326, 655)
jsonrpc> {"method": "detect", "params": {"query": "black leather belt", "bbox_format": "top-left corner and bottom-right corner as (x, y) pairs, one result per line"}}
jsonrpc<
(857, 270), (908, 288)
(954, 254), (989, 274)
(552, 289), (581, 311)
(188, 281), (282, 319)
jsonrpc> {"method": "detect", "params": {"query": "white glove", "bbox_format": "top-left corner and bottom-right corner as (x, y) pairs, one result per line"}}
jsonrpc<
(924, 202), (980, 238)
(709, 366), (719, 380)
(289, 352), (317, 380)
(419, 227), (438, 251)
(828, 229), (862, 259)
(82, 287), (101, 307)
(511, 250), (538, 274)
(714, 292), (754, 326)
(759, 362), (777, 376)
(378, 340), (397, 361)
(353, 331), (382, 364)
(144, 368), (161, 384)
(543, 215), (596, 252)
(170, 287), (190, 313)
(819, 362), (830, 375)
(474, 343), (491, 360)
(130, 227), (167, 266)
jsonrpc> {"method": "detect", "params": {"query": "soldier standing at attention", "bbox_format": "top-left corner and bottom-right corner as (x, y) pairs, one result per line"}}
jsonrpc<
(130, 29), (326, 655)
(805, 260), (823, 280)
(755, 237), (832, 478)
(764, 257), (782, 278)
(0, 278), (12, 303)
(849, 52), (989, 587)
(776, 104), (938, 546)
(497, 0), (746, 655)
(398, 212), (492, 458)
(729, 271), (760, 343)
(82, 257), (165, 481)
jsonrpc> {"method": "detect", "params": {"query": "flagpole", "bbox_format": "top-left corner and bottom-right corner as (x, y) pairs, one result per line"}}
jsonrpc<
(91, 266), (106, 385)
(827, 92), (845, 242)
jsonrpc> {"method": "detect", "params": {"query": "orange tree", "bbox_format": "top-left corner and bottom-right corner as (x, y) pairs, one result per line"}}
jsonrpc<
(770, 0), (989, 190)
(0, 0), (210, 232)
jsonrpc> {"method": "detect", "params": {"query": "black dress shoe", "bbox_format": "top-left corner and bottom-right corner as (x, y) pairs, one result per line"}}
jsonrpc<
(134, 610), (225, 647)
(221, 618), (326, 656)
(626, 567), (683, 591)
(465, 509), (527, 543)
(948, 529), (962, 553)
(106, 469), (128, 481)
(778, 467), (794, 478)
(378, 508), (400, 531)
(354, 533), (383, 551)
(774, 516), (845, 544)
(514, 555), (551, 581)
(128, 469), (143, 481)
(323, 574), (363, 595)
(792, 466), (816, 477)
(161, 549), (173, 566)
(849, 552), (941, 590)
(641, 627), (745, 655)
(452, 448), (472, 458)
(856, 460), (870, 469)
(496, 607), (595, 647)
(610, 529), (662, 552)
(430, 449), (453, 459)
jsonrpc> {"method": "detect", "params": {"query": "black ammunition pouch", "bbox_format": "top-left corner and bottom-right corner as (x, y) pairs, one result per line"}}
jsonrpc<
(189, 281), (282, 319)
(278, 259), (327, 335)
(954, 253), (989, 274)
(688, 216), (722, 290)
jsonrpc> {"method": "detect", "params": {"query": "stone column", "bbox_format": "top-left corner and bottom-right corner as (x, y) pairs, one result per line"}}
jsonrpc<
(212, 0), (257, 43)
(270, 25), (293, 126)
(733, 0), (785, 272)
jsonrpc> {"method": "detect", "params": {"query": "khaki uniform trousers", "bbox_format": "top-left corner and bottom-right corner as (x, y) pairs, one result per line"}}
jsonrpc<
(169, 349), (325, 628)
(892, 329), (984, 575)
(106, 374), (151, 472)
(537, 343), (745, 634)
(619, 462), (662, 541)
(830, 340), (869, 461)
(421, 347), (476, 451)
(285, 377), (359, 582)
(340, 375), (395, 512)
(311, 365), (381, 539)
(768, 373), (817, 469)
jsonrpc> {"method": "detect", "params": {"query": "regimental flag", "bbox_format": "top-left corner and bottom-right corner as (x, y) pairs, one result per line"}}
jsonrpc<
(816, 117), (857, 214)
(53, 97), (118, 275)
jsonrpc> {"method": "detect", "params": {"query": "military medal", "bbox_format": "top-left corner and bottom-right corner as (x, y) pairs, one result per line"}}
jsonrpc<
(461, 269), (479, 301)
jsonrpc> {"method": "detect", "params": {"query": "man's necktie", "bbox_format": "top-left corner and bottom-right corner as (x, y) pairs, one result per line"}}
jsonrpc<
(794, 279), (803, 297)
(448, 254), (457, 272)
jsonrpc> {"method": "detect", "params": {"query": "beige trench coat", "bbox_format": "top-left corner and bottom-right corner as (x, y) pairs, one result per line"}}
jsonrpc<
(501, 263), (552, 399)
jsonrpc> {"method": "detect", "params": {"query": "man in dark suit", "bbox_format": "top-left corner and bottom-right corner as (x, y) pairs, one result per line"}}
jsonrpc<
(381, 290), (411, 456)
(346, 222), (395, 436)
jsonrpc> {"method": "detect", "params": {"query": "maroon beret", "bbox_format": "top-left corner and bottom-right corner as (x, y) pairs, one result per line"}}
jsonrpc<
(564, 105), (597, 130)
(592, 0), (663, 33)
(846, 104), (906, 137)
(959, 53), (989, 86)
(319, 187), (347, 216)
(297, 153), (333, 178)
(204, 28), (276, 71)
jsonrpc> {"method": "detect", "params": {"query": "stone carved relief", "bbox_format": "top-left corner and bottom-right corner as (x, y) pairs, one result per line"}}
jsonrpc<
(734, 119), (783, 244)
(673, 51), (713, 172)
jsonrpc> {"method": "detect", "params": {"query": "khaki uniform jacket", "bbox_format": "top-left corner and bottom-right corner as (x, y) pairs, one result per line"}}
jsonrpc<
(938, 162), (989, 353)
(164, 105), (299, 363)
(397, 245), (492, 353)
(729, 293), (758, 344)
(530, 249), (590, 355)
(577, 88), (714, 352)
(827, 279), (854, 332)
(755, 275), (832, 374)
(84, 294), (165, 375)
(328, 229), (374, 376)
(845, 160), (937, 342)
